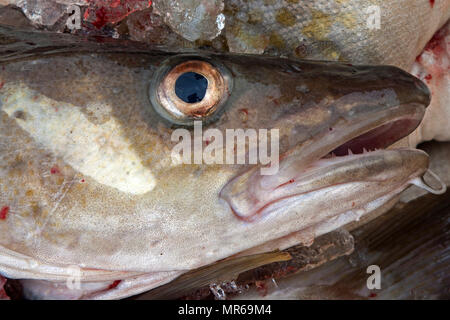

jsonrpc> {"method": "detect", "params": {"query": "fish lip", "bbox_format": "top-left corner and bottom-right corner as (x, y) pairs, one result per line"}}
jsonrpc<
(220, 101), (428, 222)
(252, 147), (428, 219)
(313, 104), (426, 160)
(270, 100), (427, 175)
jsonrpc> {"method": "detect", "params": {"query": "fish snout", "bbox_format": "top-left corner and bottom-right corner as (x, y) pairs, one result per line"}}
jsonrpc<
(218, 63), (434, 222)
(379, 65), (431, 108)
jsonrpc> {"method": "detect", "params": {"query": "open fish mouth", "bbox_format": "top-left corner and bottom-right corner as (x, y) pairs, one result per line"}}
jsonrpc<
(220, 84), (445, 222)
(326, 115), (422, 157)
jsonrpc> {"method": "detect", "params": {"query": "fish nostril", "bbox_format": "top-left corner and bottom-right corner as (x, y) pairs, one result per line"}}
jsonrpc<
(175, 72), (208, 103)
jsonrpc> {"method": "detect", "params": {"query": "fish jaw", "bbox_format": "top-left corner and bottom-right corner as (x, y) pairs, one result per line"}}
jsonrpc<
(222, 148), (429, 222)
(220, 69), (431, 221)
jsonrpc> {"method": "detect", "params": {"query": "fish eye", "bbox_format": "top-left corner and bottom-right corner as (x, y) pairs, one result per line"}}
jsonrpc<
(150, 57), (232, 125)
(175, 72), (208, 103)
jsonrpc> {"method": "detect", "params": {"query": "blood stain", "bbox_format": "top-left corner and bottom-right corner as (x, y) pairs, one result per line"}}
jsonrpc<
(239, 108), (248, 115)
(0, 206), (10, 220)
(91, 6), (106, 28)
(108, 280), (122, 290)
(86, 0), (152, 29)
(276, 179), (295, 189)
(424, 29), (445, 56)
(50, 166), (60, 175)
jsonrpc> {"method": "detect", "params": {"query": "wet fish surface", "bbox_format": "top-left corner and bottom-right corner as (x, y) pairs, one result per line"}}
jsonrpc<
(0, 25), (444, 299)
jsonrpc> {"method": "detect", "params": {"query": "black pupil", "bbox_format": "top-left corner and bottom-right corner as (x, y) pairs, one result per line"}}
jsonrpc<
(175, 72), (208, 103)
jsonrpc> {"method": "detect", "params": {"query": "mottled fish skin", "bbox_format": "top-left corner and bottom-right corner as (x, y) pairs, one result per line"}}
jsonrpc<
(223, 0), (450, 69)
(0, 30), (433, 298)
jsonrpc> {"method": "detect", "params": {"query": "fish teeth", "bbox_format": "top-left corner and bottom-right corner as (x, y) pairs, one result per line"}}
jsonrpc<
(363, 147), (368, 153)
(348, 148), (353, 155)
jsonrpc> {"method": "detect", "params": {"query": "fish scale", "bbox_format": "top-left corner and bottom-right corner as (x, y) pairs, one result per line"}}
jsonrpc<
(224, 0), (450, 69)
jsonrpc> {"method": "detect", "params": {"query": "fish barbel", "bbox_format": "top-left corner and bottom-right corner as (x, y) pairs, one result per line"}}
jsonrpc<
(0, 26), (442, 299)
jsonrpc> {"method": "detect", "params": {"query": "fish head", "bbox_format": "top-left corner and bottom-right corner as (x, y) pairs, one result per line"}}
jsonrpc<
(215, 57), (433, 220)
(0, 41), (437, 281)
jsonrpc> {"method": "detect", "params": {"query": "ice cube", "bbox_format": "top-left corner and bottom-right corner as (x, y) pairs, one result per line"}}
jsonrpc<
(19, 0), (66, 26)
(127, 7), (184, 46)
(153, 0), (225, 42)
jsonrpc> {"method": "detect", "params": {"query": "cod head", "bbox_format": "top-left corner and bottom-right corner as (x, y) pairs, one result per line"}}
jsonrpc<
(0, 28), (444, 298)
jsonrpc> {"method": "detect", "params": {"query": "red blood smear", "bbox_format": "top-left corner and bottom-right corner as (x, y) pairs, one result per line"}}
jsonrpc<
(429, 0), (435, 8)
(108, 280), (121, 290)
(0, 275), (9, 300)
(239, 108), (249, 115)
(81, 179), (85, 183)
(0, 206), (9, 220)
(416, 25), (445, 67)
(50, 166), (60, 175)
(92, 6), (107, 29)
(425, 74), (433, 81)
(0, 82), (4, 90)
(86, 0), (152, 29)
(275, 179), (295, 189)
(369, 292), (377, 298)
(424, 29), (445, 56)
